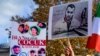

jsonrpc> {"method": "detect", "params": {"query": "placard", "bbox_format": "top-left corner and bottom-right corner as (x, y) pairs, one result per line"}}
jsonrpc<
(48, 1), (92, 39)
(10, 22), (46, 56)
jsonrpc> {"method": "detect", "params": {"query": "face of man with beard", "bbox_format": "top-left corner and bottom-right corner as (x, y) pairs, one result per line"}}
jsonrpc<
(65, 4), (75, 23)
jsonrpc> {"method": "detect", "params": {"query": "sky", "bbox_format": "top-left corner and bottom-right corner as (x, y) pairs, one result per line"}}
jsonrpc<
(0, 0), (38, 44)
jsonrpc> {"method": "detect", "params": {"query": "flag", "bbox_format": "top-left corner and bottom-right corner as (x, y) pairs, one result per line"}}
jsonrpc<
(86, 2), (100, 52)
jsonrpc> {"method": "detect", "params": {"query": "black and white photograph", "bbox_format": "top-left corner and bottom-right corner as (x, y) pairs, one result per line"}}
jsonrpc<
(48, 1), (92, 39)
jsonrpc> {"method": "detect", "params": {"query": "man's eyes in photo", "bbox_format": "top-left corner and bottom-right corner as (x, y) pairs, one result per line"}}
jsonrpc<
(67, 11), (73, 13)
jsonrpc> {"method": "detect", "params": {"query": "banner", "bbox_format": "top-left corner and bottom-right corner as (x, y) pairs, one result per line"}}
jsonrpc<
(48, 1), (92, 39)
(10, 22), (46, 56)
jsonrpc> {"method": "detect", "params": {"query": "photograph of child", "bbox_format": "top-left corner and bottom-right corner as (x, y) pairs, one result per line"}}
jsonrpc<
(30, 26), (41, 36)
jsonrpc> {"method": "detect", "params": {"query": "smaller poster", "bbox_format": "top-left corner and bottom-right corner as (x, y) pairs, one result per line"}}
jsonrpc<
(48, 1), (92, 39)
(10, 22), (46, 56)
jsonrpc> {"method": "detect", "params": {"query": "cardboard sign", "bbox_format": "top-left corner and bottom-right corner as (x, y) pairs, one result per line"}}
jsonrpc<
(10, 22), (46, 56)
(48, 1), (92, 39)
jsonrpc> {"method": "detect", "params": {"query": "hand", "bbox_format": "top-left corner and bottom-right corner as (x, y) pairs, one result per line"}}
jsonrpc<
(65, 47), (72, 56)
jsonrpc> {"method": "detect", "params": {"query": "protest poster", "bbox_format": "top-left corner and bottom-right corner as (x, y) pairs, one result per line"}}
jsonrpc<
(10, 22), (46, 56)
(48, 1), (92, 39)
